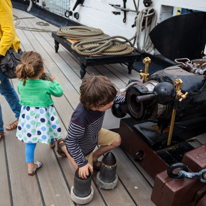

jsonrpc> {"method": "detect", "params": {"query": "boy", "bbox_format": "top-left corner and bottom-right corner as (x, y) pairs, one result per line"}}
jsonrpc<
(57, 75), (125, 179)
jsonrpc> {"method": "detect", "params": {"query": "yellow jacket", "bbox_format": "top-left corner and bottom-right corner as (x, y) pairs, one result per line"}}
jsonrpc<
(0, 0), (20, 56)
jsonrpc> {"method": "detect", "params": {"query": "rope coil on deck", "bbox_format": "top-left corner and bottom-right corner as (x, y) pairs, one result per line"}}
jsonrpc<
(57, 26), (135, 56)
(57, 26), (107, 41)
(71, 36), (135, 56)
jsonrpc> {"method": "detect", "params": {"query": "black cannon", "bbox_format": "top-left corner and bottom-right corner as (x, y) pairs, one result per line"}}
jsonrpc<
(112, 57), (206, 150)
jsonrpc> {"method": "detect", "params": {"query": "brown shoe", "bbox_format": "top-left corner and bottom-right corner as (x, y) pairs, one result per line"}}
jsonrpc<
(0, 132), (5, 140)
(6, 119), (18, 131)
(93, 160), (102, 171)
(56, 138), (67, 157)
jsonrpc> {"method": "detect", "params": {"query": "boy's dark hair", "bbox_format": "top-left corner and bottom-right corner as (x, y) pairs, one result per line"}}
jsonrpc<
(80, 75), (117, 109)
(16, 51), (43, 86)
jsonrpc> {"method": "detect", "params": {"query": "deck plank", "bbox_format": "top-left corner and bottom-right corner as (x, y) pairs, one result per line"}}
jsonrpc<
(0, 96), (11, 206)
(1, 94), (43, 206)
(109, 147), (154, 206)
(12, 75), (75, 206)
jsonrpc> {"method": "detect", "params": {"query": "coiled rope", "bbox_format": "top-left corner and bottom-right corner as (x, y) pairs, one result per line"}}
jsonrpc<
(131, 8), (157, 53)
(57, 26), (107, 41)
(71, 36), (135, 56)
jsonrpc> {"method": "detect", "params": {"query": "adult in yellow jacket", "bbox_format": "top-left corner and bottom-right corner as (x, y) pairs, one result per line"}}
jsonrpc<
(0, 0), (22, 140)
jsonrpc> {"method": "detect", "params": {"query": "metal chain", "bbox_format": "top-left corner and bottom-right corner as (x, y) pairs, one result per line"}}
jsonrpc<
(167, 162), (206, 183)
(178, 169), (206, 183)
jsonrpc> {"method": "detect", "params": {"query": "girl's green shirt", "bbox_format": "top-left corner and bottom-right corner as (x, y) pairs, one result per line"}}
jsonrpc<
(17, 79), (63, 107)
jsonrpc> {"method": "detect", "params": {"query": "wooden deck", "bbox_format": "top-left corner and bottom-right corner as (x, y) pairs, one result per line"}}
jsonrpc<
(1, 8), (206, 206)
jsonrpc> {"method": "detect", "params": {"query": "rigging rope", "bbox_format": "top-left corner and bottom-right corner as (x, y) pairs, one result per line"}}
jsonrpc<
(13, 14), (51, 32)
(109, 0), (157, 54)
(131, 8), (157, 53)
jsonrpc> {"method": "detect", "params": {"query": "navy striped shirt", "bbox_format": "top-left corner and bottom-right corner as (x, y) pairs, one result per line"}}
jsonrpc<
(65, 95), (125, 167)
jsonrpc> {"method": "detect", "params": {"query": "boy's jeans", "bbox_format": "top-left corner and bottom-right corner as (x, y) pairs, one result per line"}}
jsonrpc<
(0, 69), (21, 132)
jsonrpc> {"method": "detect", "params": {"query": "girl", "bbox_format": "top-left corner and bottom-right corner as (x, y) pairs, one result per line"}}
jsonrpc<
(16, 51), (63, 175)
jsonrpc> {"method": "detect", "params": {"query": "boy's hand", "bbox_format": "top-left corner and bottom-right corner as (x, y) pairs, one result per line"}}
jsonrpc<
(79, 163), (93, 179)
(48, 74), (55, 82)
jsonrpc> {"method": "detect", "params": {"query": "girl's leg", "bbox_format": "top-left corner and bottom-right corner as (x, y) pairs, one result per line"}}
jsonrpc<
(49, 138), (55, 148)
(25, 143), (37, 174)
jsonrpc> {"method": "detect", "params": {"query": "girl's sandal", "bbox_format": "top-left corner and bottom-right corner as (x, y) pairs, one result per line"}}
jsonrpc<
(28, 161), (43, 176)
(0, 132), (5, 141)
(93, 160), (102, 171)
(56, 138), (67, 157)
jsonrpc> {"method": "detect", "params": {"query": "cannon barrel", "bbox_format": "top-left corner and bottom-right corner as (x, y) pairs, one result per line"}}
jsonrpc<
(113, 58), (206, 123)
(136, 93), (156, 102)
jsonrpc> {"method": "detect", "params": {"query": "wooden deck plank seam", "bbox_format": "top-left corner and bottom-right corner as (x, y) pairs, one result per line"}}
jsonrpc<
(91, 176), (109, 206)
(3, 137), (13, 206)
(121, 147), (153, 188)
(118, 177), (138, 206)
(35, 173), (46, 206)
(51, 150), (77, 206)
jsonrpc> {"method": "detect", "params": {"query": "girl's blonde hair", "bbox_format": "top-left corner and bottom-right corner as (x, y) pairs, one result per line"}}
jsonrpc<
(16, 51), (43, 86)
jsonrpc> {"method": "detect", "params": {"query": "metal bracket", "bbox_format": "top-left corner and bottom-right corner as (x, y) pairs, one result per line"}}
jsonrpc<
(112, 11), (121, 15)
(73, 0), (84, 11)
(123, 0), (127, 23)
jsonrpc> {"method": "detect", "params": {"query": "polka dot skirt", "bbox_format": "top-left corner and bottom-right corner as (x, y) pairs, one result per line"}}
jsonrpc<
(16, 105), (62, 144)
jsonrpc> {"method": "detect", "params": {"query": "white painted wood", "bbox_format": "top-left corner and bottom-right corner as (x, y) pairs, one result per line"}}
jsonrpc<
(69, 0), (206, 35)
(161, 0), (206, 12)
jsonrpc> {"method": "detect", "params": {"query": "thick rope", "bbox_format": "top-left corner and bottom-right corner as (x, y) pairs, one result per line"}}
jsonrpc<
(132, 8), (157, 54)
(57, 26), (107, 41)
(111, 0), (157, 54)
(71, 36), (135, 56)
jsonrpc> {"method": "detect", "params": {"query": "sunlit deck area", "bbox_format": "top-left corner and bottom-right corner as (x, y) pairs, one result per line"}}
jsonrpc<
(1, 8), (206, 206)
